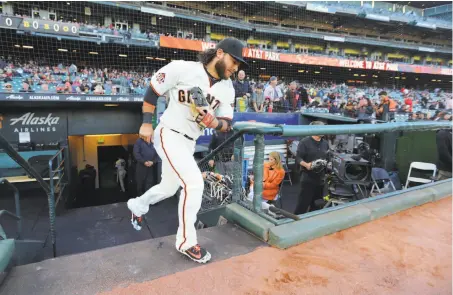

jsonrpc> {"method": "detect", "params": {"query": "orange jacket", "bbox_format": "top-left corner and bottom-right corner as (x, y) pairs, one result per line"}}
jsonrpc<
(262, 162), (285, 201)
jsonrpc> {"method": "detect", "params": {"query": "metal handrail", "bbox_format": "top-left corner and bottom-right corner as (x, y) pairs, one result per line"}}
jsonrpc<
(0, 132), (58, 256)
(0, 178), (22, 239)
(48, 147), (67, 258)
(223, 120), (452, 223)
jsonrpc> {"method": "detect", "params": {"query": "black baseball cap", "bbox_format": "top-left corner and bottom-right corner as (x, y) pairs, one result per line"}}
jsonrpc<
(216, 37), (248, 67)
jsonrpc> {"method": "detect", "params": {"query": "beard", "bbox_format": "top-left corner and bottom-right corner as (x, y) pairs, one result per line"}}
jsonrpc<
(214, 58), (228, 80)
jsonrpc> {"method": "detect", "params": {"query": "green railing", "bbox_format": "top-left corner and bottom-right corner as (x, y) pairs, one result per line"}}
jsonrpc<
(0, 133), (60, 257)
(0, 178), (22, 240)
(231, 121), (452, 223)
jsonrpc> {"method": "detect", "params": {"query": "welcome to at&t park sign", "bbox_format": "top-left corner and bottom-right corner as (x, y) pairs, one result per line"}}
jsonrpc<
(159, 36), (453, 76)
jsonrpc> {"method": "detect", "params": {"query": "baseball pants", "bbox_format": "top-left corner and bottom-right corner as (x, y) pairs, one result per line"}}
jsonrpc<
(128, 123), (204, 251)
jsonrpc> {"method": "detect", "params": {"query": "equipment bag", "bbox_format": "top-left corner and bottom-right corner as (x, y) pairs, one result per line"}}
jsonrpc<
(27, 155), (52, 178)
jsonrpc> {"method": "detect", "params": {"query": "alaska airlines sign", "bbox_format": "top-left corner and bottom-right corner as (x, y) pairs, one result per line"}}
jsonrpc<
(0, 111), (68, 144)
(10, 113), (60, 133)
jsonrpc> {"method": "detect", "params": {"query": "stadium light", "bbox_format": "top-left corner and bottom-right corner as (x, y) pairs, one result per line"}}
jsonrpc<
(260, 68), (266, 70)
(89, 52), (99, 55)
(298, 70), (304, 73)
(58, 49), (68, 52)
(14, 45), (20, 48)
(155, 58), (166, 61)
(104, 104), (119, 107)
(23, 45), (34, 49)
(146, 57), (154, 60)
(314, 71), (320, 74)
(353, 74), (359, 76)
(431, 79), (437, 82)
(119, 54), (127, 57)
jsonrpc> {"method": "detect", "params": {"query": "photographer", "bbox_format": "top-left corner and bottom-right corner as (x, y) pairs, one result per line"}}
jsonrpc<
(295, 121), (329, 215)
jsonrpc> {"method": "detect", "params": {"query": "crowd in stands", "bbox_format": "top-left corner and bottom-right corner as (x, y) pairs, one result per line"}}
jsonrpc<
(233, 75), (453, 122)
(0, 60), (151, 95)
(1, 59), (452, 123)
(322, 1), (452, 24)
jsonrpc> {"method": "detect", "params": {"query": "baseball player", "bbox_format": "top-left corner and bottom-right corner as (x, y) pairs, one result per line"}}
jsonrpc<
(127, 38), (247, 263)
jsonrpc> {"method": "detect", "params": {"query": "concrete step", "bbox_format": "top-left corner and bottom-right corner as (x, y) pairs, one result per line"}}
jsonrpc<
(0, 223), (265, 295)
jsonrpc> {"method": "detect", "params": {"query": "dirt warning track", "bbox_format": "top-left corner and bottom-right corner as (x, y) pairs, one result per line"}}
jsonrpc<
(100, 197), (452, 295)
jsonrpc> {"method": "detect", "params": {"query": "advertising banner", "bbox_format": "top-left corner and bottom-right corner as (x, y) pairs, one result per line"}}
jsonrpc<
(196, 112), (300, 145)
(0, 93), (143, 103)
(0, 111), (68, 144)
(160, 36), (453, 76)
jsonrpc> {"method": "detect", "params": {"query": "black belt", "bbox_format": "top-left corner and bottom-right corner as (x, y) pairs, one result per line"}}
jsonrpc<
(170, 129), (195, 141)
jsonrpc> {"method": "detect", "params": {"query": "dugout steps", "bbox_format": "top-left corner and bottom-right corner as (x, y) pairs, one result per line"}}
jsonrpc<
(0, 223), (265, 295)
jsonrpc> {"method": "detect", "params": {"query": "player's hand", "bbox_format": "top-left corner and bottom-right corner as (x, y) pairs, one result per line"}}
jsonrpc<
(195, 107), (216, 129)
(139, 123), (154, 143)
(208, 159), (215, 167)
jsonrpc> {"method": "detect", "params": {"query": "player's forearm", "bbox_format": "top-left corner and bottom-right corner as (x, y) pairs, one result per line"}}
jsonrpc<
(212, 118), (232, 132)
(142, 85), (159, 124)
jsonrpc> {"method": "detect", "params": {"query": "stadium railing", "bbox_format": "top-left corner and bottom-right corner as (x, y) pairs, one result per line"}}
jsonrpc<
(229, 120), (452, 223)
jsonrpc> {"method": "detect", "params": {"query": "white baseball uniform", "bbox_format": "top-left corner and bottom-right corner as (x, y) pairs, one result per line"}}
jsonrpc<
(128, 60), (235, 251)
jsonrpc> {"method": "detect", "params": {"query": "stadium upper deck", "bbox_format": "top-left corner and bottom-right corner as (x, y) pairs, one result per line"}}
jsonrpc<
(0, 1), (451, 92)
(2, 1), (452, 61)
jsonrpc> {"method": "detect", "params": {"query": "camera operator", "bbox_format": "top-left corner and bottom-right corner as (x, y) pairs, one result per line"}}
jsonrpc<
(295, 121), (329, 215)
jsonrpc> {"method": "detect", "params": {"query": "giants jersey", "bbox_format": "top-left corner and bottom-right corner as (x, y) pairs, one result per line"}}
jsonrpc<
(150, 60), (235, 140)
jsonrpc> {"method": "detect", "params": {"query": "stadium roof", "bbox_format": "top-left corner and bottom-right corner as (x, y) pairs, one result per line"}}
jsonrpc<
(387, 1), (451, 9)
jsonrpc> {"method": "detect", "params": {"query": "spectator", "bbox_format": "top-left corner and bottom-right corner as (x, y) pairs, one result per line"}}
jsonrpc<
(285, 81), (300, 112)
(19, 80), (34, 92)
(233, 70), (252, 112)
(248, 83), (265, 112)
(3, 82), (12, 92)
(264, 76), (283, 112)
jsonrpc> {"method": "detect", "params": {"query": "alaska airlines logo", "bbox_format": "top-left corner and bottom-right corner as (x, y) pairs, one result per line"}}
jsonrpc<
(6, 94), (24, 100)
(10, 113), (60, 126)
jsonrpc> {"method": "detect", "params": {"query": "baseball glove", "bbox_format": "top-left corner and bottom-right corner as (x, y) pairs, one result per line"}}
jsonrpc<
(311, 159), (328, 173)
(189, 87), (216, 129)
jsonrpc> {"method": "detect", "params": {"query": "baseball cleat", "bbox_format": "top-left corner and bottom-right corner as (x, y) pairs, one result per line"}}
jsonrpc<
(130, 213), (143, 231)
(127, 199), (143, 231)
(179, 244), (211, 263)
